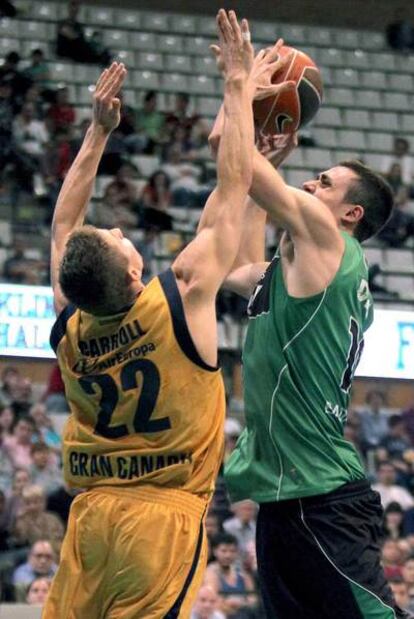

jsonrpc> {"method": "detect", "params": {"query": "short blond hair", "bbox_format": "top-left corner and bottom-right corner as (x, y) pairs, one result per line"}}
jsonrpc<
(22, 484), (45, 501)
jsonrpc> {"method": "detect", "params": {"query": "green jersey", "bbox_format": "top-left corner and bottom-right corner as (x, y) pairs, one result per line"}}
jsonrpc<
(225, 233), (373, 503)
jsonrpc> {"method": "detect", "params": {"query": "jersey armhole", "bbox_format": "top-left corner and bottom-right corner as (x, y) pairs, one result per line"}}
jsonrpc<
(50, 304), (77, 353)
(158, 269), (219, 372)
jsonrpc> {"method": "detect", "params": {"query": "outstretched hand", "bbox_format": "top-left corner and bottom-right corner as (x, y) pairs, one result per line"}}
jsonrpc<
(211, 9), (254, 81)
(92, 62), (127, 134)
(212, 35), (296, 101)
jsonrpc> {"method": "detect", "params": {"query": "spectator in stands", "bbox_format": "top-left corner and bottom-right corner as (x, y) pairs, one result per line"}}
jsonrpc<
(3, 415), (36, 469)
(379, 414), (412, 461)
(386, 9), (414, 52)
(42, 127), (74, 218)
(132, 90), (165, 154)
(132, 227), (157, 284)
(47, 87), (76, 134)
(23, 49), (51, 95)
(403, 402), (414, 447)
(188, 118), (212, 161)
(0, 488), (12, 550)
(139, 170), (173, 231)
(382, 137), (414, 191)
(205, 510), (224, 563)
(4, 468), (30, 528)
(0, 366), (20, 406)
(223, 418), (242, 464)
(12, 484), (64, 552)
(116, 91), (136, 138)
(165, 92), (199, 137)
(384, 501), (405, 540)
(191, 585), (225, 619)
(29, 403), (61, 456)
(8, 375), (34, 417)
(30, 443), (62, 495)
(13, 102), (49, 156)
(0, 423), (14, 493)
(377, 204), (414, 248)
(382, 539), (404, 580)
(104, 163), (139, 209)
(389, 577), (414, 614)
(2, 237), (37, 285)
(402, 556), (414, 600)
(205, 533), (257, 617)
(23, 83), (45, 121)
(12, 540), (57, 588)
(94, 182), (138, 231)
(0, 0), (17, 17)
(26, 576), (51, 605)
(0, 78), (15, 178)
(223, 501), (257, 560)
(0, 51), (31, 103)
(384, 163), (408, 202)
(88, 30), (111, 67)
(43, 364), (68, 413)
(0, 404), (15, 438)
(56, 0), (108, 65)
(373, 461), (414, 510)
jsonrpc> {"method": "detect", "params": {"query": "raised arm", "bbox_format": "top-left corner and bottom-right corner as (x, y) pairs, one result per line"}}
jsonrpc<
(50, 62), (127, 315)
(172, 10), (255, 297)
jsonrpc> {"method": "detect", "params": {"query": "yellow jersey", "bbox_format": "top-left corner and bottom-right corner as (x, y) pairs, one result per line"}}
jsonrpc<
(50, 269), (225, 501)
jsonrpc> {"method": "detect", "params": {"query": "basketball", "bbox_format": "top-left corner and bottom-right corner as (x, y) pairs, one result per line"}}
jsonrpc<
(253, 45), (323, 135)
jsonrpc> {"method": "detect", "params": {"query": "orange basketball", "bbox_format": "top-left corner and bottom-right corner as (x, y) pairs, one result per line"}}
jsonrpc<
(253, 45), (323, 135)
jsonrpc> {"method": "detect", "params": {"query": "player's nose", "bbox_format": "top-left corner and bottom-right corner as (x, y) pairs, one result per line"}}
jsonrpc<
(302, 180), (316, 193)
(111, 228), (124, 239)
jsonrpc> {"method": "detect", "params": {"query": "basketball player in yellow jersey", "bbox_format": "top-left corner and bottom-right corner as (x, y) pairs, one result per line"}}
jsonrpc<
(43, 11), (289, 619)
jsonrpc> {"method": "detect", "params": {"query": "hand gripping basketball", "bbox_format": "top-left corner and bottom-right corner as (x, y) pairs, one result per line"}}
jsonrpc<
(250, 40), (296, 101)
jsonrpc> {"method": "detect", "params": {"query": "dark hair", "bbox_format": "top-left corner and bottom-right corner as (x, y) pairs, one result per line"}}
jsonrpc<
(59, 226), (133, 315)
(148, 170), (171, 191)
(177, 92), (190, 104)
(6, 51), (20, 64)
(17, 415), (36, 430)
(389, 414), (404, 429)
(211, 532), (238, 549)
(385, 501), (403, 514)
(31, 48), (44, 57)
(144, 90), (156, 103)
(339, 160), (394, 242)
(31, 442), (49, 455)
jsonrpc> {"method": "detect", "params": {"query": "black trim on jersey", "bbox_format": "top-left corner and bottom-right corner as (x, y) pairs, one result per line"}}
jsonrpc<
(163, 516), (204, 619)
(158, 269), (218, 372)
(50, 304), (77, 353)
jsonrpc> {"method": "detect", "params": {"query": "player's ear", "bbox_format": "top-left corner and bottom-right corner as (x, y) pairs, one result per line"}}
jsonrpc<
(343, 203), (364, 225)
(126, 267), (140, 283)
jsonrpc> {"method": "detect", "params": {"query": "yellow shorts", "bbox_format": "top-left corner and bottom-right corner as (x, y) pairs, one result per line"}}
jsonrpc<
(42, 485), (208, 619)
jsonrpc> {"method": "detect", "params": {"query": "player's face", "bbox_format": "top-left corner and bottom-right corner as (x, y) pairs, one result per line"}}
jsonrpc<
(302, 166), (360, 222)
(97, 228), (143, 281)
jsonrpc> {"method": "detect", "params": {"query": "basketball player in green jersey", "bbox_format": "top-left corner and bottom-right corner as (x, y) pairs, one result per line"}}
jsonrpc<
(209, 40), (406, 618)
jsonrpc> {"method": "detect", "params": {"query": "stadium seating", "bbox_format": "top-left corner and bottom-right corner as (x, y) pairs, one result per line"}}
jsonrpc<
(0, 0), (412, 306)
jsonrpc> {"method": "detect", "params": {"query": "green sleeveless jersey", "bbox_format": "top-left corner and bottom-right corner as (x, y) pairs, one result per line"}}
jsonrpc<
(225, 233), (373, 502)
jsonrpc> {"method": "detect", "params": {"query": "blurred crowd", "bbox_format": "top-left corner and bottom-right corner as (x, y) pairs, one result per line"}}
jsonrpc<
(0, 1), (414, 615)
(2, 363), (414, 617)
